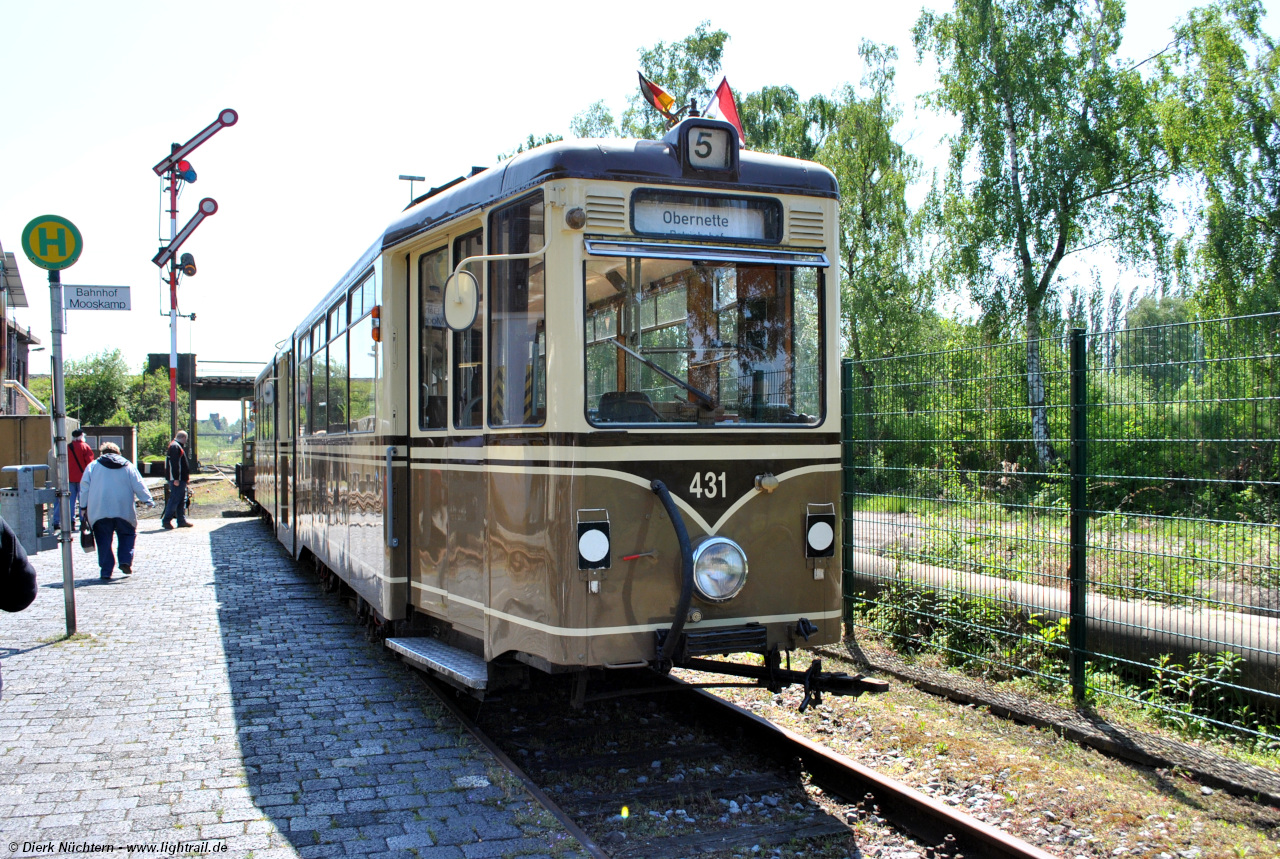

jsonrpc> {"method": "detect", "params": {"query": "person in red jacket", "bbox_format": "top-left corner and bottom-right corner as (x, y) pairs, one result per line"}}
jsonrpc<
(52, 428), (95, 531)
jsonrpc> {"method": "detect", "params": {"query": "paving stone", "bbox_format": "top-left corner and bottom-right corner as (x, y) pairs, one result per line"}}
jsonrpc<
(387, 831), (437, 849)
(462, 838), (553, 858)
(0, 519), (583, 858)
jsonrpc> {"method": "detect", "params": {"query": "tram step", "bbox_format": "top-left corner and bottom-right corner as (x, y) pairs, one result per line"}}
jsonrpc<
(386, 637), (488, 690)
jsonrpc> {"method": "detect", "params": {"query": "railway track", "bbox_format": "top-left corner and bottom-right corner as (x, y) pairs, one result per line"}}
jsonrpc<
(406, 664), (1057, 859)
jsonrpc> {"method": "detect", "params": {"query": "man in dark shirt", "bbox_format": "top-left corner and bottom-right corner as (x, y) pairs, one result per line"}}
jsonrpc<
(161, 430), (192, 530)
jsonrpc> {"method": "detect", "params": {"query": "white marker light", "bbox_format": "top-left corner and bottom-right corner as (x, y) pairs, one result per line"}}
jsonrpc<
(578, 528), (609, 564)
(807, 520), (834, 553)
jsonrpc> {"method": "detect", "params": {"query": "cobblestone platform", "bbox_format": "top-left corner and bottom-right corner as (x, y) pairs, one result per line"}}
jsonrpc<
(0, 517), (586, 859)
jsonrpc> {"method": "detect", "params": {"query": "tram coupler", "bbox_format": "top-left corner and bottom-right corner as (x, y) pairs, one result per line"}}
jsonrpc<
(677, 656), (889, 709)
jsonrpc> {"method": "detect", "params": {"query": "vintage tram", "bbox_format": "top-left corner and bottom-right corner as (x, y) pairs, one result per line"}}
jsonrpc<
(251, 117), (882, 704)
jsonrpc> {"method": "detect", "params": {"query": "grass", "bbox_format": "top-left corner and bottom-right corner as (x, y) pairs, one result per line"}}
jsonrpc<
(849, 497), (1277, 611)
(37, 631), (95, 646)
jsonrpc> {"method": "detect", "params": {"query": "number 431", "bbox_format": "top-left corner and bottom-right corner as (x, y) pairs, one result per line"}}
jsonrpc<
(689, 471), (727, 499)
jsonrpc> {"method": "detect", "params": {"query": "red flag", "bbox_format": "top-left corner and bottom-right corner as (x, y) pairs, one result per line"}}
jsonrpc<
(704, 78), (744, 141)
(638, 72), (678, 123)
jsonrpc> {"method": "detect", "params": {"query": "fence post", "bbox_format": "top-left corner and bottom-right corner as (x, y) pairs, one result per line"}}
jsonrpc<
(841, 357), (854, 630)
(1069, 328), (1088, 702)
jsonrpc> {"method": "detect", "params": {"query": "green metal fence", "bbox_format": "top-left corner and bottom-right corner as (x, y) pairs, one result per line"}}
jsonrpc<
(842, 313), (1280, 744)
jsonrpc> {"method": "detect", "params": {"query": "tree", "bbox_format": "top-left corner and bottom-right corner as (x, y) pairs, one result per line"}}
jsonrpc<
(915, 0), (1171, 465)
(498, 132), (564, 162)
(129, 368), (190, 457)
(818, 42), (937, 444)
(740, 86), (834, 160)
(570, 101), (618, 138)
(621, 22), (729, 138)
(63, 349), (130, 425)
(1159, 0), (1280, 317)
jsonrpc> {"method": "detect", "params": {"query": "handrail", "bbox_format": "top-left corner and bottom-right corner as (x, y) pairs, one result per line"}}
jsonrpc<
(3, 380), (47, 413)
(385, 446), (400, 549)
(450, 240), (550, 276)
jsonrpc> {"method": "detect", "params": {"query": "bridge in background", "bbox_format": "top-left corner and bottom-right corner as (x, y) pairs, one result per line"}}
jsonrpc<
(146, 354), (263, 466)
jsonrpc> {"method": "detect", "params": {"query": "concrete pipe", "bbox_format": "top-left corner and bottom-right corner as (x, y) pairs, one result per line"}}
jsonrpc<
(846, 551), (1280, 699)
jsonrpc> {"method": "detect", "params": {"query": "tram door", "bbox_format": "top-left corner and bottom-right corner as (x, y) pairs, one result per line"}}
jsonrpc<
(444, 230), (487, 639)
(276, 351), (292, 532)
(413, 246), (449, 618)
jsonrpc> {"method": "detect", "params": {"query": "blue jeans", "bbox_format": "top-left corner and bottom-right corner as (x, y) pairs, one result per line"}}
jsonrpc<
(51, 482), (81, 529)
(162, 481), (188, 526)
(92, 517), (136, 578)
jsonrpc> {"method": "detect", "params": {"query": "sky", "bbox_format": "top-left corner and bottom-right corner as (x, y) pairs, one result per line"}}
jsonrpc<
(0, 0), (1268, 417)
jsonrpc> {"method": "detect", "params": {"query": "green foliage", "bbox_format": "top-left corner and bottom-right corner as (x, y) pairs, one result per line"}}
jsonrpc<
(63, 349), (130, 425)
(27, 375), (51, 411)
(860, 582), (1279, 744)
(1158, 0), (1280, 317)
(858, 579), (940, 655)
(621, 22), (728, 138)
(739, 86), (833, 160)
(1144, 650), (1278, 740)
(497, 132), (564, 162)
(915, 0), (1172, 464)
(570, 101), (617, 138)
(821, 41), (940, 446)
(857, 580), (1069, 686)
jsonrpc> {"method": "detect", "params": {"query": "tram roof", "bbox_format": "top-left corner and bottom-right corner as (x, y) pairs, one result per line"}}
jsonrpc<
(382, 135), (838, 250)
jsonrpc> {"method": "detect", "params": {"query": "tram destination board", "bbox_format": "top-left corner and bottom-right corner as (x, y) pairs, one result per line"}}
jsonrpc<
(64, 285), (131, 311)
(631, 189), (781, 243)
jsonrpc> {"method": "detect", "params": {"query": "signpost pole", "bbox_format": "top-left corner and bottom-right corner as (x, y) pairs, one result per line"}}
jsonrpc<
(49, 269), (76, 634)
(168, 146), (179, 444)
(22, 214), (84, 634)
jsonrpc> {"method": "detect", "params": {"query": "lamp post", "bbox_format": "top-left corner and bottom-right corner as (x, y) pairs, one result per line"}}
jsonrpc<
(399, 175), (425, 205)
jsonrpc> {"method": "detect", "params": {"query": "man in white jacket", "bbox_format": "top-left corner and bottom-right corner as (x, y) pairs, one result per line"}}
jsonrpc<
(79, 442), (156, 581)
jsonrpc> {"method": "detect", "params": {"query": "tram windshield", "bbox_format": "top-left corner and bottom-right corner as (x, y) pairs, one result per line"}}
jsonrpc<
(584, 253), (824, 426)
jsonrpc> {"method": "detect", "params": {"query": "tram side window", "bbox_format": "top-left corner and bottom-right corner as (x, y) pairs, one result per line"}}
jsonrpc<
(297, 330), (311, 436)
(326, 295), (349, 434)
(311, 320), (328, 433)
(585, 307), (618, 404)
(278, 355), (293, 440)
(418, 247), (448, 429)
(452, 230), (484, 430)
(349, 272), (379, 432)
(791, 268), (821, 417)
(489, 194), (545, 427)
(329, 328), (349, 434)
(261, 382), (273, 441)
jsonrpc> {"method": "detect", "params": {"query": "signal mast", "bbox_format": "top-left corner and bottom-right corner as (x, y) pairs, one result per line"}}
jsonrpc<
(151, 109), (237, 440)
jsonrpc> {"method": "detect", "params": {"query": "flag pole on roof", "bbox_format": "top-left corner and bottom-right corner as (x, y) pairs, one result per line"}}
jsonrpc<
(703, 77), (744, 142)
(637, 72), (681, 126)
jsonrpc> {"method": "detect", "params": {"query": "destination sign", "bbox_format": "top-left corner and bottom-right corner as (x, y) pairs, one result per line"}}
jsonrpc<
(65, 285), (131, 311)
(632, 191), (780, 243)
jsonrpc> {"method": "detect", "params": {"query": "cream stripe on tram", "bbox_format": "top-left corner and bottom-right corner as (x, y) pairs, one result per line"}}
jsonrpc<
(410, 580), (843, 638)
(408, 443), (841, 464)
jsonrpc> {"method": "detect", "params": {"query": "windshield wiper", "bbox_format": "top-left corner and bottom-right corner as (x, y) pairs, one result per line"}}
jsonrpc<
(608, 339), (717, 411)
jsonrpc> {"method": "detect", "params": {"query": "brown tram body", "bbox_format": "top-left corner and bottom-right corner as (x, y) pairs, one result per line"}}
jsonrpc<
(250, 118), (860, 697)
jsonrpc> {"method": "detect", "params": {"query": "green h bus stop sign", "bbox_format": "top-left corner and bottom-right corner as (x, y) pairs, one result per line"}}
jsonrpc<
(20, 212), (84, 635)
(21, 215), (83, 271)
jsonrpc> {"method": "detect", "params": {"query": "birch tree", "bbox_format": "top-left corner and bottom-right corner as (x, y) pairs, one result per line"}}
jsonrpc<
(1160, 0), (1280, 317)
(915, 0), (1170, 464)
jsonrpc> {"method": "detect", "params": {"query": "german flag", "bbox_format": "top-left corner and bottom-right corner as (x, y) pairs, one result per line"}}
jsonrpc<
(638, 72), (678, 123)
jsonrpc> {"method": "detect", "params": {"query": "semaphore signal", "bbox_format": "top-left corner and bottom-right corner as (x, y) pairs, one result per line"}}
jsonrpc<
(150, 110), (236, 441)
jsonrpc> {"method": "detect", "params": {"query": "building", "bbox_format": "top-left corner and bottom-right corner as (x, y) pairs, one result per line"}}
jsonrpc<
(0, 242), (43, 415)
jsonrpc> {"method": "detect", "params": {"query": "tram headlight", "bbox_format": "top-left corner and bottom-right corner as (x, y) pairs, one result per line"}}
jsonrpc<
(691, 537), (748, 603)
